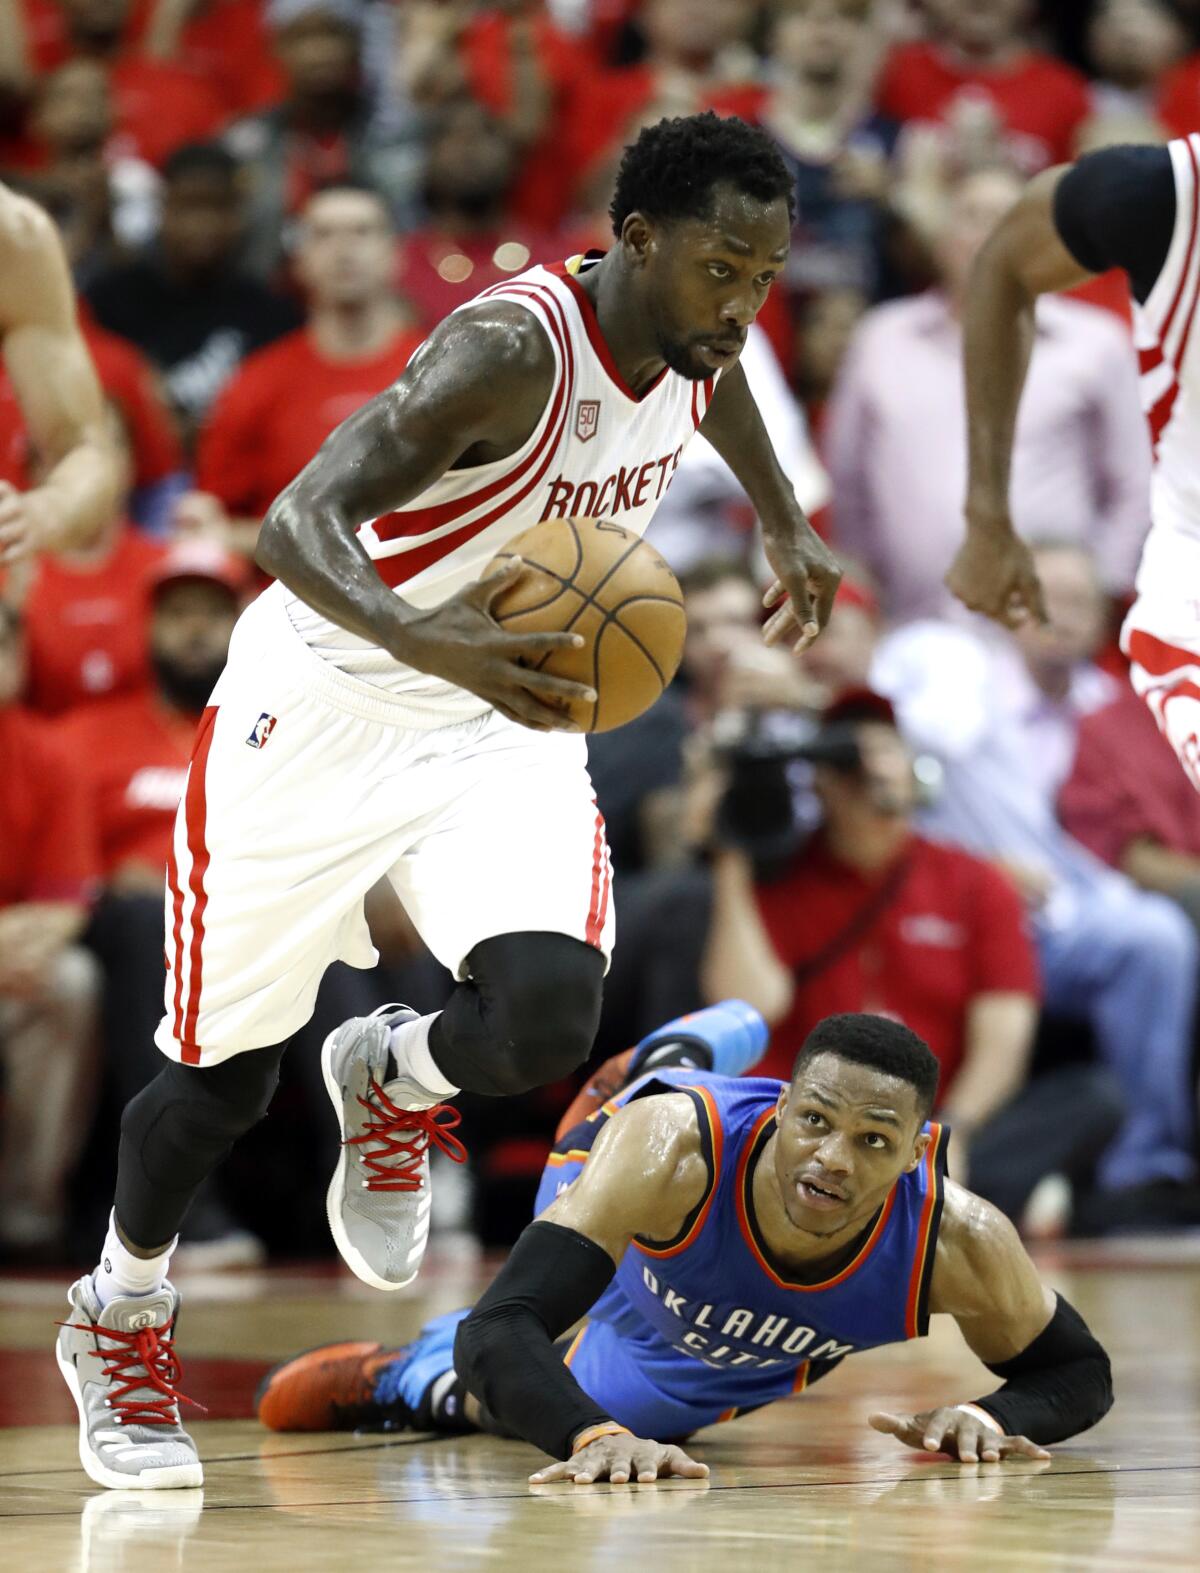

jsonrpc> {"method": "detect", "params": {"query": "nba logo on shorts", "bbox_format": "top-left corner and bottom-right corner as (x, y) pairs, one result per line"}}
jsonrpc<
(575, 399), (600, 443)
(246, 712), (277, 750)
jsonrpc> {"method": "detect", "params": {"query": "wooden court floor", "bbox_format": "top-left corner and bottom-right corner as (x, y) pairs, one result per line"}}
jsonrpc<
(3, 1241), (1200, 1572)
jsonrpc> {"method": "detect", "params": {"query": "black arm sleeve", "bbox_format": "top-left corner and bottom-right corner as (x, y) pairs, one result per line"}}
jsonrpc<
(453, 1220), (620, 1459)
(972, 1294), (1113, 1445)
(1053, 143), (1176, 303)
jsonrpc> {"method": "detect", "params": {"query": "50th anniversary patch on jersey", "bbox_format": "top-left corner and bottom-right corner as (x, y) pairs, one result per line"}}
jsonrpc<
(575, 399), (600, 442)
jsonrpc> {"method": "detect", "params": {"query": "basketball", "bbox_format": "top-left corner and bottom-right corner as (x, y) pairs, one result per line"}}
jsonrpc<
(486, 517), (686, 733)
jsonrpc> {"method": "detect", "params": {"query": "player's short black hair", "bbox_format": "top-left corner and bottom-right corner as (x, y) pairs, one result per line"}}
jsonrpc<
(609, 111), (795, 236)
(792, 1014), (940, 1120)
(163, 142), (239, 187)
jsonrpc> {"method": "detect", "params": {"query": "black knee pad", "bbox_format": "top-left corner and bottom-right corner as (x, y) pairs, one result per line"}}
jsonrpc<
(438, 932), (605, 1096)
(120, 1050), (284, 1172)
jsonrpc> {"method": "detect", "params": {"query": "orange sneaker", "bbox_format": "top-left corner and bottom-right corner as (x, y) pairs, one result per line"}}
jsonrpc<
(256, 1342), (397, 1432)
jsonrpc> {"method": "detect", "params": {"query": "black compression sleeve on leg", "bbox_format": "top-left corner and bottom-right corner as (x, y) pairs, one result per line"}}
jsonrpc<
(972, 1295), (1113, 1444)
(453, 1220), (619, 1458)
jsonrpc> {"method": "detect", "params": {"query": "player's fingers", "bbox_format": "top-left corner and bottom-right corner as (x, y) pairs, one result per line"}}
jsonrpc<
(528, 1461), (575, 1483)
(498, 629), (586, 655)
(472, 557), (527, 605)
(1022, 573), (1050, 626)
(662, 1445), (709, 1479)
(489, 694), (567, 732)
(1001, 1436), (1052, 1461)
(922, 1410), (955, 1452)
(763, 602), (798, 646)
(763, 578), (785, 609)
(953, 1421), (982, 1464)
(867, 1412), (907, 1437)
(812, 565), (842, 634)
(507, 665), (597, 706)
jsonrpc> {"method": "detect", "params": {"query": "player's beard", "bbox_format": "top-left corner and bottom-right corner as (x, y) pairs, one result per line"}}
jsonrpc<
(152, 652), (226, 717)
(650, 299), (712, 382)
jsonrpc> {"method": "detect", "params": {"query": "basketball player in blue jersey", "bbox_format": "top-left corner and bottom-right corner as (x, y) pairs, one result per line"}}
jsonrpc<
(259, 1009), (1112, 1484)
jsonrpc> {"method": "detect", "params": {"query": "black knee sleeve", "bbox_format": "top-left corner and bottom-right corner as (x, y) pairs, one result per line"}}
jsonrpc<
(430, 932), (604, 1097)
(115, 1046), (285, 1248)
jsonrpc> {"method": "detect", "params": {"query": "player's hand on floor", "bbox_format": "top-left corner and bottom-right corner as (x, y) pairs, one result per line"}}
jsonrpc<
(762, 530), (842, 653)
(402, 559), (597, 732)
(529, 1435), (709, 1486)
(869, 1409), (1051, 1464)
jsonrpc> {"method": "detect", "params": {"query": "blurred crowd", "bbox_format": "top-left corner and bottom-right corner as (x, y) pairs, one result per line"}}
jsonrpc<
(5, 0), (1200, 1266)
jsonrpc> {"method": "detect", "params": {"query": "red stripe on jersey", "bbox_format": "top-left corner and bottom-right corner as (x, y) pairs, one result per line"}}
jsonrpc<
(1127, 627), (1200, 677)
(180, 706), (218, 1062)
(1158, 138), (1200, 347)
(1148, 379), (1180, 452)
(375, 283), (576, 588)
(545, 260), (670, 403)
(584, 807), (609, 948)
(1161, 677), (1200, 707)
(1139, 345), (1164, 374)
(371, 301), (569, 545)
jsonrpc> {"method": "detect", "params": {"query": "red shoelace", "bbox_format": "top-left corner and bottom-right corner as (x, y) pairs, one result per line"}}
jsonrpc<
(348, 1078), (468, 1192)
(58, 1317), (205, 1426)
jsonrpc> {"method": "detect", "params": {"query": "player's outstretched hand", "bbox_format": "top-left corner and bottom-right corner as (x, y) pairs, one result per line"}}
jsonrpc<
(529, 1435), (710, 1486)
(0, 480), (50, 562)
(400, 558), (598, 732)
(869, 1409), (1052, 1464)
(761, 529), (842, 653)
(944, 524), (1049, 629)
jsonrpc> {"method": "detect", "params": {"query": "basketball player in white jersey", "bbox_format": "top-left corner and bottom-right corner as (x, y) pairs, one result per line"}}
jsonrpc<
(55, 112), (843, 1491)
(945, 138), (1200, 788)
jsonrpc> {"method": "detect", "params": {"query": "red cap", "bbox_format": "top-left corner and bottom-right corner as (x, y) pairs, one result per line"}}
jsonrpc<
(822, 685), (897, 728)
(147, 539), (251, 599)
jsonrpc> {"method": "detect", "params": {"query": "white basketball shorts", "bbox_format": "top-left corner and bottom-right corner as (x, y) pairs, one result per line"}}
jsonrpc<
(156, 590), (614, 1067)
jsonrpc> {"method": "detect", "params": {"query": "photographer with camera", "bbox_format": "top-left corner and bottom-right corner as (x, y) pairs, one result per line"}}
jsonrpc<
(701, 687), (1122, 1234)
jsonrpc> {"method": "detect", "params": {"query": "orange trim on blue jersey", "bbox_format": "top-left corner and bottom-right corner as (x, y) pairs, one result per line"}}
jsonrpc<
(544, 1149), (591, 1168)
(735, 1109), (898, 1292)
(717, 1406), (738, 1424)
(791, 1362), (811, 1395)
(904, 1122), (944, 1338)
(562, 1326), (587, 1368)
(634, 1085), (725, 1260)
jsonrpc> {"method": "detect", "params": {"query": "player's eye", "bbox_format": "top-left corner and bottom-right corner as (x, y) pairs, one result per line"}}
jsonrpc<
(755, 272), (777, 289)
(803, 1111), (825, 1128)
(707, 262), (733, 279)
(863, 1133), (889, 1150)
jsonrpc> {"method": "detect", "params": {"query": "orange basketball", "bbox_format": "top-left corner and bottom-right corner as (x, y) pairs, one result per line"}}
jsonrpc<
(487, 517), (686, 733)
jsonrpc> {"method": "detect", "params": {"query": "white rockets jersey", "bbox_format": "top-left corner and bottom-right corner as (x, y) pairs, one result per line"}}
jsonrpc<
(276, 253), (720, 714)
(1134, 133), (1200, 549)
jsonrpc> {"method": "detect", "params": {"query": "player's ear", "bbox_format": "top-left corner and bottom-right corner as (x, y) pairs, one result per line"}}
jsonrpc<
(775, 1084), (788, 1120)
(904, 1129), (931, 1174)
(621, 213), (654, 269)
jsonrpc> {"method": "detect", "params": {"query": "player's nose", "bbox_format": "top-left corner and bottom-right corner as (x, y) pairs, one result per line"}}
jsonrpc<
(718, 293), (756, 330)
(814, 1133), (854, 1174)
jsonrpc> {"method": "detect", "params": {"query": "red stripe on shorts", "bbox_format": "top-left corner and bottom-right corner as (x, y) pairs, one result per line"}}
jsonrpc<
(166, 835), (186, 1040)
(585, 807), (611, 948)
(179, 707), (218, 1063)
(1127, 627), (1200, 678)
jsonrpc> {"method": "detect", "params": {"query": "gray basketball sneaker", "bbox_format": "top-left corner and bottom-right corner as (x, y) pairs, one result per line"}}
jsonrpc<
(56, 1275), (203, 1490)
(322, 1004), (467, 1291)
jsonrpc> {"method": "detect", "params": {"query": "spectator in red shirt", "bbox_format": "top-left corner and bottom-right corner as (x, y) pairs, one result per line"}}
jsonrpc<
(187, 180), (422, 561)
(18, 400), (166, 716)
(566, 0), (764, 216)
(877, 0), (1091, 173)
(0, 598), (101, 1257)
(701, 691), (1122, 1230)
(39, 0), (227, 169)
(397, 101), (561, 331)
(403, 0), (597, 233)
(224, 0), (426, 282)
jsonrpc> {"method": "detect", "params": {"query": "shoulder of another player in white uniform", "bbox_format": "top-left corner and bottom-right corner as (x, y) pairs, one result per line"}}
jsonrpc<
(540, 1090), (711, 1258)
(0, 184), (74, 330)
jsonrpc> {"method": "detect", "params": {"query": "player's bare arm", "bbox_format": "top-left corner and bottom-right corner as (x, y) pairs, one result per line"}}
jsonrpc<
(870, 1180), (1112, 1463)
(453, 1092), (713, 1486)
(0, 187), (118, 561)
(947, 166), (1093, 627)
(255, 302), (599, 732)
(701, 361), (842, 652)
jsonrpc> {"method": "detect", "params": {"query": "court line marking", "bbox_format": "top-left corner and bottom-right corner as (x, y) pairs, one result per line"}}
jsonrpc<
(6, 1460), (1200, 1518)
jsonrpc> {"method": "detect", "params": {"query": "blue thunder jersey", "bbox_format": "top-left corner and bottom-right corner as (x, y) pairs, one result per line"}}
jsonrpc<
(532, 1070), (948, 1438)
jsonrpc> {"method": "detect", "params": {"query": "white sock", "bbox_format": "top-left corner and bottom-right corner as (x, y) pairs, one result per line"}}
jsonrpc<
(388, 1012), (459, 1100)
(92, 1210), (176, 1309)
